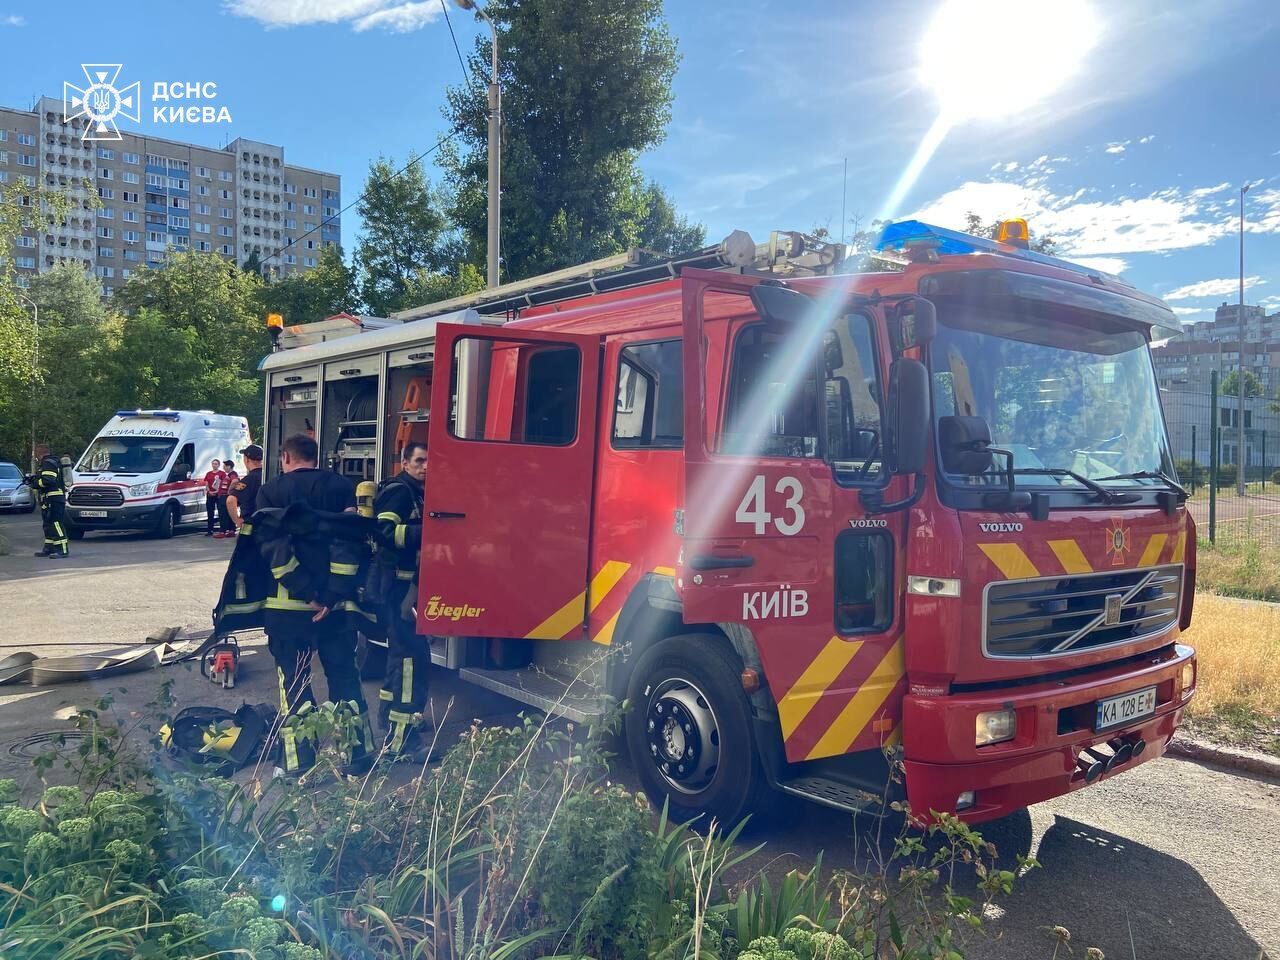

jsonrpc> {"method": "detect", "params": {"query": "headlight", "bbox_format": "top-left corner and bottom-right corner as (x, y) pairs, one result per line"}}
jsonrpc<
(1181, 660), (1196, 695)
(128, 481), (157, 497)
(975, 709), (1017, 747)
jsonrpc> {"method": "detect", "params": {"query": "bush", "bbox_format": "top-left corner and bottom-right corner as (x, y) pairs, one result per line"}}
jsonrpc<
(1272, 468), (1280, 485)
(0, 693), (1051, 960)
(1216, 463), (1238, 487)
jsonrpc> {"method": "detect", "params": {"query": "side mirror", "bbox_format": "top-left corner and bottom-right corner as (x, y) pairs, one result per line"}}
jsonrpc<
(885, 357), (929, 474)
(750, 283), (814, 325)
(172, 463), (192, 482)
(889, 297), (937, 353)
(938, 416), (994, 475)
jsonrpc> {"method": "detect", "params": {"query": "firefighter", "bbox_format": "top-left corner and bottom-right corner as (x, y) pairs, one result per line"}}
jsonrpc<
(372, 441), (430, 755)
(31, 455), (69, 559)
(255, 433), (374, 774)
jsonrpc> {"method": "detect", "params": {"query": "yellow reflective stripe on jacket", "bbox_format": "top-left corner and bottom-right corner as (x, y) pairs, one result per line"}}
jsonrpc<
(394, 525), (407, 548)
(238, 522), (253, 536)
(272, 555), (300, 579)
(264, 583), (311, 612)
(395, 569), (416, 581)
(221, 600), (265, 616)
(377, 511), (403, 524)
(330, 561), (359, 576)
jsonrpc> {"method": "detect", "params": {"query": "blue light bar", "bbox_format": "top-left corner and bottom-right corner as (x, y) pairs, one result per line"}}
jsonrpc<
(876, 220), (1127, 284)
(115, 409), (182, 421)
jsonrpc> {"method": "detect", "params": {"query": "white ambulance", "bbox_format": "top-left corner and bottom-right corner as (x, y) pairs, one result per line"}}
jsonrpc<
(66, 410), (252, 539)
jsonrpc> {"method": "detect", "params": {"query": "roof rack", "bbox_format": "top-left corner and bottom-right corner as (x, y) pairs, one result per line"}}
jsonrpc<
(391, 229), (847, 323)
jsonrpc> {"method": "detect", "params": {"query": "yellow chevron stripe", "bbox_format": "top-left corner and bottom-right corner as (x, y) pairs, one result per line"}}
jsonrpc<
(978, 543), (1040, 580)
(1048, 539), (1092, 574)
(806, 639), (905, 760)
(776, 637), (863, 741)
(653, 566), (676, 577)
(525, 561), (632, 640)
(882, 724), (902, 748)
(1171, 531), (1187, 564)
(592, 610), (621, 646)
(1139, 533), (1169, 568)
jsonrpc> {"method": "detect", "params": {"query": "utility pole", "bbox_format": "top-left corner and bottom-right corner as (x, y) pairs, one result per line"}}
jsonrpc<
(457, 0), (502, 289)
(1237, 182), (1250, 496)
(17, 292), (39, 472)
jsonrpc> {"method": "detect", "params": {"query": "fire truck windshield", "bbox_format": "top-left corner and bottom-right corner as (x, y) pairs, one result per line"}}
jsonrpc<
(926, 278), (1174, 491)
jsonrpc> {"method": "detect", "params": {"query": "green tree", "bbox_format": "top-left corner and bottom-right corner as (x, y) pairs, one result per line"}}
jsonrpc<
(259, 244), (359, 325)
(108, 251), (268, 433)
(242, 250), (264, 277)
(354, 157), (456, 317)
(401, 261), (486, 312)
(1220, 369), (1264, 399)
(441, 0), (703, 281)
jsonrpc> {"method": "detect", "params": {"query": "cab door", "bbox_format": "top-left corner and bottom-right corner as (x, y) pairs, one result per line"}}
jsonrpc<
(421, 323), (602, 640)
(680, 271), (907, 764)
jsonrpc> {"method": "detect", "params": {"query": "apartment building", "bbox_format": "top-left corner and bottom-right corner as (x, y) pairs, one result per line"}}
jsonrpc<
(0, 97), (340, 296)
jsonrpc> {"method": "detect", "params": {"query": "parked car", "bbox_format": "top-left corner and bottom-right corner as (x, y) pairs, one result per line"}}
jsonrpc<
(0, 461), (36, 513)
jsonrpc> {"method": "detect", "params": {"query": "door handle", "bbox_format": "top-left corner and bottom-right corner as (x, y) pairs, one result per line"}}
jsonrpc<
(688, 554), (755, 571)
(428, 511), (467, 520)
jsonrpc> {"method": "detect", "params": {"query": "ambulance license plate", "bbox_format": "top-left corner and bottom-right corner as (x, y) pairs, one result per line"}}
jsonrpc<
(78, 510), (108, 518)
(1095, 686), (1156, 732)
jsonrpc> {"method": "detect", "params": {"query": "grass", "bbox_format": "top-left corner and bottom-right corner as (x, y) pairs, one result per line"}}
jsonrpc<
(1180, 593), (1280, 755)
(1194, 536), (1280, 602)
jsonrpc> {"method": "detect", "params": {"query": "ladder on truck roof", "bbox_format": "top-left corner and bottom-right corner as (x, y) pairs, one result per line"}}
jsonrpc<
(391, 229), (848, 324)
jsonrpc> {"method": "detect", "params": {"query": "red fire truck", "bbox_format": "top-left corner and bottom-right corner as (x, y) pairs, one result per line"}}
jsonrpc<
(260, 220), (1196, 825)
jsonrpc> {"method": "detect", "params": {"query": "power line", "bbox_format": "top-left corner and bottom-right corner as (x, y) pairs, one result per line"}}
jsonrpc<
(257, 127), (462, 271)
(439, 0), (482, 91)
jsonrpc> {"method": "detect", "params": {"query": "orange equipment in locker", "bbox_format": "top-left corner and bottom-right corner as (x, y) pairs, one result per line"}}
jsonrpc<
(392, 376), (431, 475)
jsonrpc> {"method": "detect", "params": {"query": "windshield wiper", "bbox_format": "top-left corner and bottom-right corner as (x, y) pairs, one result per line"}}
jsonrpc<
(1096, 469), (1188, 499)
(1012, 467), (1139, 504)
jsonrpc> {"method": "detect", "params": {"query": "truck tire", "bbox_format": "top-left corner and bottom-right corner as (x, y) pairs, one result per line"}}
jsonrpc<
(154, 503), (178, 539)
(624, 634), (772, 829)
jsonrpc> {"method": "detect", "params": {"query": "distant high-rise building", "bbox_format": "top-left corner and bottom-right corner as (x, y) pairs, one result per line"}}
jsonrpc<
(1, 97), (340, 296)
(1179, 302), (1277, 344)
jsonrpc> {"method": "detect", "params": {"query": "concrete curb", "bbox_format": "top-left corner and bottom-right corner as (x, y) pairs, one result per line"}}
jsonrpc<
(1166, 736), (1280, 782)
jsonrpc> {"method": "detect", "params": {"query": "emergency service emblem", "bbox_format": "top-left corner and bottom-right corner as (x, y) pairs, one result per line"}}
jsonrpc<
(1104, 522), (1131, 566)
(63, 65), (140, 141)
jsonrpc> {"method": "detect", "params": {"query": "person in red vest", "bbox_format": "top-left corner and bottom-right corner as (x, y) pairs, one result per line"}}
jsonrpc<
(204, 459), (225, 536)
(215, 460), (238, 538)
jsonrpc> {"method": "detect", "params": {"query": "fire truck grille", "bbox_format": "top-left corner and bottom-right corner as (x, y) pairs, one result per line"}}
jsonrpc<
(68, 485), (125, 507)
(984, 564), (1182, 659)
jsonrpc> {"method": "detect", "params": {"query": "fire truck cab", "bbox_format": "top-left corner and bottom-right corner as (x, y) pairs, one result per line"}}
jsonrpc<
(259, 222), (1196, 825)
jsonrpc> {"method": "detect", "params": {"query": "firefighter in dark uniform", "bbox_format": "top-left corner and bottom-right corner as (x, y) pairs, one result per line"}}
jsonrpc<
(255, 433), (373, 774)
(226, 444), (263, 535)
(31, 455), (69, 558)
(372, 441), (430, 755)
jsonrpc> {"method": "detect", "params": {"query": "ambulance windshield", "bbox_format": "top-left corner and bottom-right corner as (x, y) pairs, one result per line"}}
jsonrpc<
(77, 436), (179, 476)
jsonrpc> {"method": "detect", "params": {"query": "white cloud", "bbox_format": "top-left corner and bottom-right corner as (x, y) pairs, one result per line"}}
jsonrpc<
(1139, 135), (1155, 144)
(352, 1), (440, 32)
(1170, 306), (1207, 316)
(2, 14), (24, 25)
(224, 0), (439, 31)
(1104, 141), (1128, 154)
(1163, 277), (1266, 301)
(1068, 256), (1129, 275)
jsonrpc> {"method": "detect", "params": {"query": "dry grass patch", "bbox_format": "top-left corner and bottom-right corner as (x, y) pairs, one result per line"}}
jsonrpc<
(1194, 536), (1280, 602)
(1179, 593), (1280, 754)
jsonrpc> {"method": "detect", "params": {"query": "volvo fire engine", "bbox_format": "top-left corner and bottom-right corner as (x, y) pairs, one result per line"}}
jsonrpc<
(258, 220), (1196, 825)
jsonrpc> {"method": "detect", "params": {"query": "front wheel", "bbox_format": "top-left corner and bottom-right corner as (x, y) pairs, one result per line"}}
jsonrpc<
(153, 503), (178, 539)
(624, 634), (772, 828)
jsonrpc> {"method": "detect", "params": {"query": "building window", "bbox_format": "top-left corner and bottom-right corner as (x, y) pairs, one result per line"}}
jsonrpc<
(197, 184), (209, 196)
(122, 191), (139, 203)
(99, 167), (113, 180)
(168, 216), (189, 229)
(219, 225), (233, 237)
(167, 158), (189, 171)
(96, 265), (114, 278)
(168, 177), (188, 190)
(304, 256), (316, 267)
(171, 196), (189, 209)
(97, 187), (114, 200)
(17, 154), (35, 166)
(145, 173), (164, 188)
(99, 207), (115, 219)
(173, 235), (189, 248)
(16, 256), (36, 269)
(284, 218), (296, 229)
(303, 203), (316, 215)
(196, 240), (211, 251)
(195, 222), (210, 234)
(121, 171), (139, 184)
(195, 203), (210, 215)
(123, 151), (139, 164)
(306, 239), (315, 249)
(218, 170), (233, 181)
(17, 133), (34, 146)
(145, 153), (164, 166)
(323, 205), (339, 217)
(147, 230), (165, 243)
(123, 249), (139, 261)
(196, 165), (209, 177)
(122, 210), (138, 223)
(219, 207), (232, 218)
(99, 246), (114, 257)
(219, 189), (231, 200)
(97, 147), (114, 160)
(123, 229), (140, 242)
(0, 130), (7, 141)
(97, 225), (114, 238)
(220, 244), (233, 255)
(15, 235), (35, 248)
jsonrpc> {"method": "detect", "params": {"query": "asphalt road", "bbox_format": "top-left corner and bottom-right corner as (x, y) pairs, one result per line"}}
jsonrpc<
(0, 509), (1275, 959)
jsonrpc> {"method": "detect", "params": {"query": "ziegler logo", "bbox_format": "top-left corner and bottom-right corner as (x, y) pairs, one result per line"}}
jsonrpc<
(423, 596), (486, 622)
(849, 518), (888, 528)
(743, 586), (809, 621)
(979, 522), (1023, 533)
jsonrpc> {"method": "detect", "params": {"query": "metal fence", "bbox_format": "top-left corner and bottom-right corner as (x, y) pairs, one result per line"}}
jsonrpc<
(1161, 378), (1280, 551)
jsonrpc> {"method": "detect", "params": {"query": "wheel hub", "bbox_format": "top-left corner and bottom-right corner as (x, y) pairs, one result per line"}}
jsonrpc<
(645, 678), (720, 794)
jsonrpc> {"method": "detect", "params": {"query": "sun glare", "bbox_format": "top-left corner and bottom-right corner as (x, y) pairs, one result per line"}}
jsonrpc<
(919, 0), (1102, 122)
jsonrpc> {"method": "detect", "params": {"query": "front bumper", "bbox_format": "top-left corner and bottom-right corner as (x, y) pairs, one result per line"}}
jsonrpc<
(903, 642), (1194, 823)
(67, 502), (168, 530)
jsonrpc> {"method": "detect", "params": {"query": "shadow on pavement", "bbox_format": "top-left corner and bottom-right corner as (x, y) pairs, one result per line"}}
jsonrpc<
(986, 816), (1267, 959)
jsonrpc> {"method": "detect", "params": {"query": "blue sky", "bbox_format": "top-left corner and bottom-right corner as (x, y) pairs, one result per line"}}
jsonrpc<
(2, 0), (1277, 325)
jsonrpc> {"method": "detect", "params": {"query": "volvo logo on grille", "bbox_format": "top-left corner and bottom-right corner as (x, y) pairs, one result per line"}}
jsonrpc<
(1103, 593), (1124, 626)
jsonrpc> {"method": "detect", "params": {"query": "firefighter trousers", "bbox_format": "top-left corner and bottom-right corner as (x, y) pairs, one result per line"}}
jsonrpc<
(40, 498), (68, 556)
(379, 587), (431, 754)
(265, 614), (372, 773)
